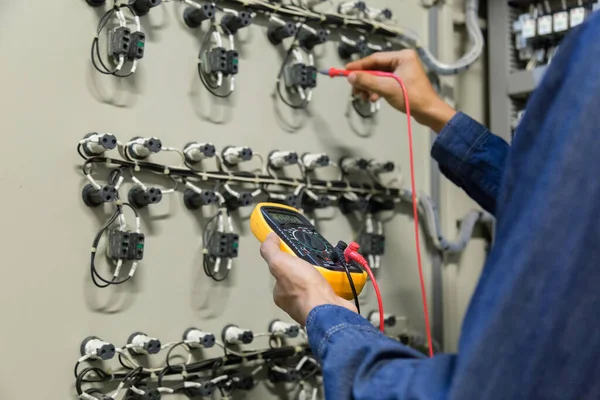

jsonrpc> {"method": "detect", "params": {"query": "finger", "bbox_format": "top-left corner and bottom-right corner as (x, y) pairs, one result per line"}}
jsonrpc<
(348, 72), (395, 97)
(346, 52), (399, 72)
(260, 233), (282, 266)
(260, 233), (297, 278)
(370, 92), (380, 102)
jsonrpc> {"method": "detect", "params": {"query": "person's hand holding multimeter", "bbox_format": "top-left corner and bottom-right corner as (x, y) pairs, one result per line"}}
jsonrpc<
(251, 203), (367, 299)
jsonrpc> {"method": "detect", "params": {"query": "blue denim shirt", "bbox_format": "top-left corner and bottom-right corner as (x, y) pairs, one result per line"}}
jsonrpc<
(306, 12), (600, 400)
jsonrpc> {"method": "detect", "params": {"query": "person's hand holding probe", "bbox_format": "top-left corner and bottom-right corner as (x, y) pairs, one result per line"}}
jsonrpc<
(260, 233), (357, 325)
(346, 50), (457, 133)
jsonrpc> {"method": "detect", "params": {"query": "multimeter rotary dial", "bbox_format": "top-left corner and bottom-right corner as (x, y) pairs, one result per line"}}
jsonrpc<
(291, 229), (328, 252)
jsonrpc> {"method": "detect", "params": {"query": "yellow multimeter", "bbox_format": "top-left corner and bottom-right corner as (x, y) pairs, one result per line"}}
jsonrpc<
(251, 203), (367, 300)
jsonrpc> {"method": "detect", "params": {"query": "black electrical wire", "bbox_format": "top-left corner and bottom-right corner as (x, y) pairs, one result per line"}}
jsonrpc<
(275, 22), (310, 110)
(202, 210), (231, 282)
(341, 262), (360, 315)
(89, 169), (141, 288)
(165, 341), (189, 371)
(197, 24), (235, 98)
(90, 3), (139, 77)
(76, 367), (113, 395)
(80, 156), (402, 198)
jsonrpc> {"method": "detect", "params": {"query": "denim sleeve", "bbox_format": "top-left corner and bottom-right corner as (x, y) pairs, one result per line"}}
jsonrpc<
(431, 113), (509, 215)
(306, 305), (456, 399)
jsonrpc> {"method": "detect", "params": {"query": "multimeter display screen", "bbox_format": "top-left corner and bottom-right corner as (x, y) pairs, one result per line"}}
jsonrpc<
(269, 212), (305, 225)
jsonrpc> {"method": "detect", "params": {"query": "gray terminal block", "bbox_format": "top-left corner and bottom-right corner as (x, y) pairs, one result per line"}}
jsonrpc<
(127, 332), (161, 355)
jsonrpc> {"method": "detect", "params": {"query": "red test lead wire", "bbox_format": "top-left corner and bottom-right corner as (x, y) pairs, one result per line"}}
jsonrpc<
(321, 68), (434, 357)
(344, 242), (385, 333)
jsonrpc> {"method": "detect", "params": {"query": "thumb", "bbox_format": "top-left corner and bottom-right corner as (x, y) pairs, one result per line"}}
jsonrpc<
(348, 72), (392, 97)
(260, 233), (282, 265)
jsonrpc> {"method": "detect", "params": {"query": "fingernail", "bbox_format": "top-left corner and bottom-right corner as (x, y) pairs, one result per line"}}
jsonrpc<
(347, 73), (356, 84)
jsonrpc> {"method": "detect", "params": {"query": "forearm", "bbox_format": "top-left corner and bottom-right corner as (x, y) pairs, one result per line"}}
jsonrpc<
(306, 305), (456, 399)
(430, 112), (508, 214)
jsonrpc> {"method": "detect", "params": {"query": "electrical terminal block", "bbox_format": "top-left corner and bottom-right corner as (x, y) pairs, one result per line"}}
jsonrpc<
(268, 21), (297, 45)
(82, 184), (118, 207)
(127, 332), (161, 355)
(183, 3), (216, 28)
(268, 150), (299, 169)
(183, 189), (218, 210)
(127, 137), (162, 160)
(301, 152), (330, 170)
(80, 336), (116, 361)
(80, 133), (118, 156)
(208, 232), (239, 258)
(284, 64), (317, 89)
(222, 325), (254, 345)
(184, 142), (216, 163)
(107, 230), (145, 261)
(129, 0), (162, 17)
(220, 11), (253, 34)
(269, 320), (300, 338)
(183, 327), (216, 349)
(222, 146), (253, 167)
(358, 232), (385, 256)
(206, 47), (239, 76)
(127, 31), (146, 61)
(128, 186), (163, 208)
(368, 311), (397, 328)
(108, 26), (132, 59)
(367, 160), (395, 174)
(340, 157), (368, 174)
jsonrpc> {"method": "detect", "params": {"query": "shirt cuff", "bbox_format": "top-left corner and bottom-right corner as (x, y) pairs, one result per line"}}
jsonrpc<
(431, 111), (490, 166)
(305, 305), (378, 360)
